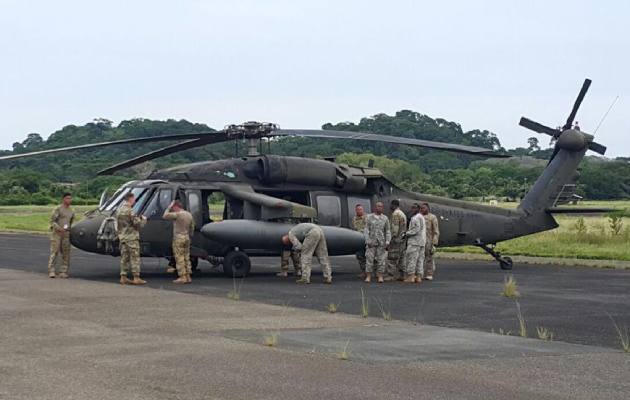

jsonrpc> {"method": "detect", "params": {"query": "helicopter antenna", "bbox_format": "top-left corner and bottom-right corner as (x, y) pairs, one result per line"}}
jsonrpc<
(594, 95), (619, 134)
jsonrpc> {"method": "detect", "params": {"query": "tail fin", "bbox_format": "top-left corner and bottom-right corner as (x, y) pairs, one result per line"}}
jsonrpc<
(518, 146), (586, 215)
(517, 79), (606, 216)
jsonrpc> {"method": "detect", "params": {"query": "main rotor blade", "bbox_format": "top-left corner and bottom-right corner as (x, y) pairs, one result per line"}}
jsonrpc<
(273, 129), (509, 158)
(97, 132), (231, 175)
(519, 117), (560, 137)
(588, 141), (607, 155)
(564, 78), (591, 130)
(0, 132), (214, 161)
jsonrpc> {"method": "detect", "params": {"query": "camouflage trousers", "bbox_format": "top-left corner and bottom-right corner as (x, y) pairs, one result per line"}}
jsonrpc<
(424, 245), (436, 278)
(355, 249), (366, 272)
(385, 241), (405, 278)
(404, 244), (425, 277)
(280, 249), (301, 274)
(172, 234), (192, 277)
(48, 232), (71, 274)
(365, 245), (387, 274)
(120, 240), (141, 276)
(300, 229), (332, 282)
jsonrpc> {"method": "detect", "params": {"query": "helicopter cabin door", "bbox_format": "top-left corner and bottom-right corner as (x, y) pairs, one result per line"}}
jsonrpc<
(140, 186), (175, 257)
(311, 191), (346, 227)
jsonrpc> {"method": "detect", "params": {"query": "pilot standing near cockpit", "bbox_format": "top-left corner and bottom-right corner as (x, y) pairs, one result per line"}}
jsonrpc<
(116, 192), (147, 285)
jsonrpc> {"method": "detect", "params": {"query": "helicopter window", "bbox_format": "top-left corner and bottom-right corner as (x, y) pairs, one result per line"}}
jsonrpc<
(316, 196), (341, 226)
(143, 189), (173, 219)
(104, 188), (130, 211)
(347, 196), (371, 214)
(187, 191), (201, 228)
(132, 188), (152, 214)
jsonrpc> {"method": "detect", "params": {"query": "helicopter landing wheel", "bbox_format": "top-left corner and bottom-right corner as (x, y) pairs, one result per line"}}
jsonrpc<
(223, 250), (251, 278)
(499, 256), (513, 270)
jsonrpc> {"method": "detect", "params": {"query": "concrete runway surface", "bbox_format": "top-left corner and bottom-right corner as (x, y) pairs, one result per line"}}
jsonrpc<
(1, 233), (629, 399)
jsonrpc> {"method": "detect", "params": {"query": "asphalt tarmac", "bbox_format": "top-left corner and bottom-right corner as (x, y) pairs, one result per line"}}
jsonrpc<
(2, 233), (629, 350)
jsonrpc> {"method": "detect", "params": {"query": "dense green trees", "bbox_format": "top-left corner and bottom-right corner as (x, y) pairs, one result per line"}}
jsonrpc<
(0, 112), (628, 204)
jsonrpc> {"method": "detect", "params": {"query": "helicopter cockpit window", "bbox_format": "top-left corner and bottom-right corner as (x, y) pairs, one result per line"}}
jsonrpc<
(142, 189), (173, 219)
(316, 195), (341, 226)
(132, 188), (152, 214)
(103, 188), (130, 211)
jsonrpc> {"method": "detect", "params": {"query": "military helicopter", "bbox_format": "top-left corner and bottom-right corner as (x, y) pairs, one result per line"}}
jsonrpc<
(1, 79), (608, 277)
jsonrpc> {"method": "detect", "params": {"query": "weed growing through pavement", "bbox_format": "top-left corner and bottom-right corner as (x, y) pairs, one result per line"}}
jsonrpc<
(515, 300), (527, 338)
(227, 273), (244, 301)
(536, 326), (554, 341)
(338, 340), (351, 361)
(501, 275), (520, 298)
(263, 334), (279, 347)
(374, 296), (392, 321)
(360, 288), (369, 318)
(326, 303), (340, 313)
(608, 314), (630, 353)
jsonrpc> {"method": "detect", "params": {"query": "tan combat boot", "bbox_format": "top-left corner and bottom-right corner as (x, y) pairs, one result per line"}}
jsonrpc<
(49, 271), (56, 278)
(364, 274), (371, 283)
(185, 274), (192, 284)
(403, 275), (416, 283)
(58, 272), (69, 279)
(323, 277), (332, 284)
(120, 275), (132, 285)
(376, 273), (384, 283)
(166, 267), (177, 274)
(131, 274), (146, 285)
(296, 277), (310, 284)
(173, 274), (187, 284)
(415, 276), (423, 284)
(276, 271), (289, 278)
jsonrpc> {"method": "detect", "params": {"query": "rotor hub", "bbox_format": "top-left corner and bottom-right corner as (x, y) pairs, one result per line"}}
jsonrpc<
(224, 121), (279, 139)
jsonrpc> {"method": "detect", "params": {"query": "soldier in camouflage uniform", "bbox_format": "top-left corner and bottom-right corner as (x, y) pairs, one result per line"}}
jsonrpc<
(421, 203), (440, 281)
(363, 202), (391, 283)
(352, 204), (367, 278)
(163, 200), (195, 284)
(116, 192), (147, 285)
(404, 203), (426, 283)
(385, 199), (407, 281)
(282, 223), (332, 284)
(47, 193), (75, 279)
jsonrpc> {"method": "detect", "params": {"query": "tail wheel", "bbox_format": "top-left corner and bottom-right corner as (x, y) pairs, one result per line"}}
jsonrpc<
(223, 250), (251, 278)
(499, 256), (513, 270)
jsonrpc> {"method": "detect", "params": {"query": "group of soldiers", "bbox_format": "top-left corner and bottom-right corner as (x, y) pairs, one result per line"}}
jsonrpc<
(47, 192), (438, 286)
(47, 191), (195, 286)
(353, 200), (439, 283)
(277, 200), (440, 285)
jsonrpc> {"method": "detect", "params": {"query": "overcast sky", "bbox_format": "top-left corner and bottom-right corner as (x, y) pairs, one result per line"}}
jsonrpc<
(1, 0), (628, 156)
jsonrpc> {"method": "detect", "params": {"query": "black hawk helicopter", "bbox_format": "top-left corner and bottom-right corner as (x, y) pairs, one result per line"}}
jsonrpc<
(0, 79), (608, 277)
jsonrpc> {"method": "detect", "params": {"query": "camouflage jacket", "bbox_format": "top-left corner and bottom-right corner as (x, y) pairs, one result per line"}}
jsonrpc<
(406, 213), (426, 247)
(389, 208), (407, 244)
(364, 213), (391, 248)
(288, 223), (322, 250)
(424, 213), (440, 246)
(352, 215), (366, 233)
(116, 204), (146, 243)
(50, 205), (75, 235)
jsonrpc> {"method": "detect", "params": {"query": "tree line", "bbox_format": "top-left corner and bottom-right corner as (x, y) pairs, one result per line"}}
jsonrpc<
(1, 111), (628, 205)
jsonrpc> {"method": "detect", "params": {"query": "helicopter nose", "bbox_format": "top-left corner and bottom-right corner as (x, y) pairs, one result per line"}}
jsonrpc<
(70, 216), (103, 253)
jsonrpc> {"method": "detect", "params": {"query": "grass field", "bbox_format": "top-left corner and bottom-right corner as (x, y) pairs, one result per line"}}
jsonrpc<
(1, 202), (629, 261)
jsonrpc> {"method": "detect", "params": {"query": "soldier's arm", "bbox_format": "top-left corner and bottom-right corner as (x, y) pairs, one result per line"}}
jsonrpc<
(69, 212), (75, 227)
(162, 208), (177, 220)
(363, 220), (372, 245)
(50, 208), (62, 232)
(384, 218), (391, 246)
(406, 218), (419, 236)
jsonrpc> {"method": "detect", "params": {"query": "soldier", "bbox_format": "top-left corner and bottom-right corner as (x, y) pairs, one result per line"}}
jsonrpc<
(47, 192), (75, 279)
(116, 192), (147, 285)
(363, 201), (391, 283)
(385, 199), (407, 281)
(404, 203), (426, 283)
(163, 200), (194, 284)
(352, 204), (367, 278)
(420, 202), (440, 281)
(281, 223), (332, 284)
(277, 249), (301, 278)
